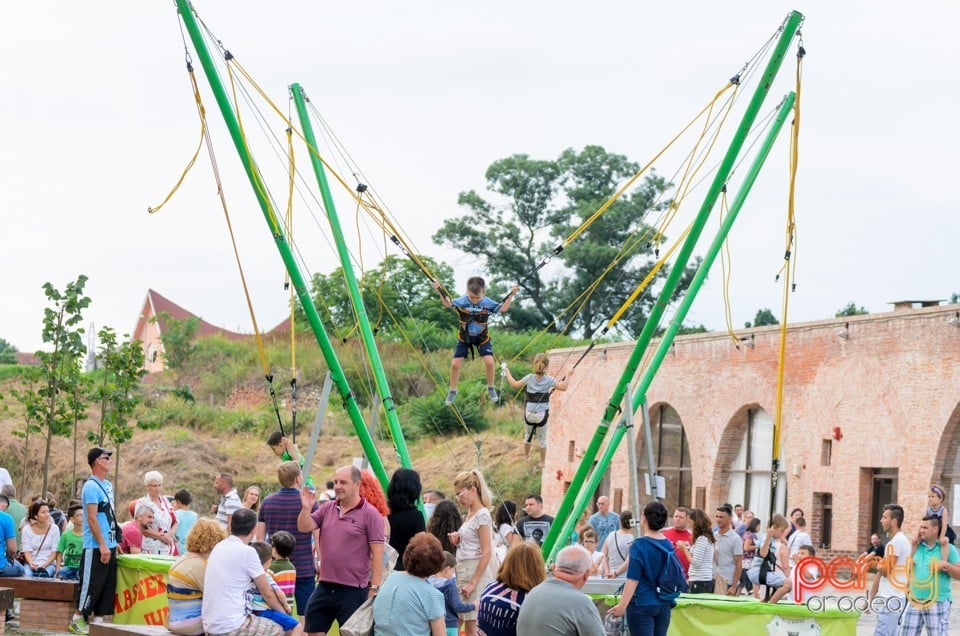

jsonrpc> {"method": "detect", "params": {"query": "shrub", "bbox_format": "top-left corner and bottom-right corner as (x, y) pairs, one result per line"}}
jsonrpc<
(405, 384), (488, 438)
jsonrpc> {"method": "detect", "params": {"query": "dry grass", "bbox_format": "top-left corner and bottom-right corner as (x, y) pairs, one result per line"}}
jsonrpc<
(0, 378), (542, 517)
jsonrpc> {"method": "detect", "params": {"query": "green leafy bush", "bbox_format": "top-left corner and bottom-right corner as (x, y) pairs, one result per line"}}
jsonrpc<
(405, 384), (488, 438)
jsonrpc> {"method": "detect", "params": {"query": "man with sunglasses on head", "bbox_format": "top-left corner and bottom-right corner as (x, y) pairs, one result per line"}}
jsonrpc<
(69, 447), (119, 635)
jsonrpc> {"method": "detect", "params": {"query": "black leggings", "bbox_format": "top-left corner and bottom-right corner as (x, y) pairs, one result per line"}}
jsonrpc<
(689, 580), (714, 594)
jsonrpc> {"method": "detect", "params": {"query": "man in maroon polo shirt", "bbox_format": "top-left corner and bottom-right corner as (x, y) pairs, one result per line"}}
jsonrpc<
(297, 465), (384, 636)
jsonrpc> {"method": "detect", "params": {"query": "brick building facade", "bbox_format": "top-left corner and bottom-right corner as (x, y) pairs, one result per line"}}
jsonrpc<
(543, 302), (960, 554)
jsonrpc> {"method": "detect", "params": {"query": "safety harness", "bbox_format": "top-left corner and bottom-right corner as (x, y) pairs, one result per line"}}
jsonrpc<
(455, 302), (494, 359)
(524, 389), (552, 442)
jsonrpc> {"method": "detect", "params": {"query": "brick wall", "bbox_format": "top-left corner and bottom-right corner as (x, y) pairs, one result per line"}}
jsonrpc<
(18, 599), (74, 632)
(544, 304), (960, 552)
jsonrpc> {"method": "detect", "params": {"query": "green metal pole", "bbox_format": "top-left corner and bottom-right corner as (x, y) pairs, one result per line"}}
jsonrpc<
(173, 0), (389, 487)
(546, 92), (797, 564)
(541, 11), (803, 558)
(290, 83), (414, 480)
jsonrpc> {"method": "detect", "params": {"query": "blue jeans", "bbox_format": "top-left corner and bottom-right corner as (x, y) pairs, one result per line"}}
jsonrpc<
(0, 559), (25, 577)
(626, 603), (671, 636)
(23, 563), (56, 578)
(294, 575), (316, 617)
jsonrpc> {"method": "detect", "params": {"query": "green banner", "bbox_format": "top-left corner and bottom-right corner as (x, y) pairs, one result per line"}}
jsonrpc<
(594, 594), (858, 636)
(113, 554), (177, 625)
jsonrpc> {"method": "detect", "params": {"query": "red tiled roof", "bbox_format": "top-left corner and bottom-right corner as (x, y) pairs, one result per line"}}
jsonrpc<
(14, 352), (40, 366)
(267, 315), (293, 335)
(147, 289), (247, 341)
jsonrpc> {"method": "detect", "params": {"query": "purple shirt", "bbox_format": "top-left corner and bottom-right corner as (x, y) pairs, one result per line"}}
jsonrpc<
(310, 497), (384, 588)
(258, 487), (317, 578)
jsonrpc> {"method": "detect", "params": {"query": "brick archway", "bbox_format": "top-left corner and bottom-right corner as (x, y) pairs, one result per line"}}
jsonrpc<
(932, 401), (960, 534)
(711, 403), (785, 522)
(635, 402), (692, 510)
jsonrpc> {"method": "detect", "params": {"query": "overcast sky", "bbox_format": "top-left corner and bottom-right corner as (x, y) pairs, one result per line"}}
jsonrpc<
(2, 1), (957, 353)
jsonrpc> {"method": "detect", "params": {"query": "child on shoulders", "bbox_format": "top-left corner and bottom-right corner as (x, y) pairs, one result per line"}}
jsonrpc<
(927, 485), (955, 563)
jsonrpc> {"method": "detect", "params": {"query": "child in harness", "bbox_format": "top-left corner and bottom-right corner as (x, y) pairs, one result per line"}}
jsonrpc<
(503, 353), (572, 465)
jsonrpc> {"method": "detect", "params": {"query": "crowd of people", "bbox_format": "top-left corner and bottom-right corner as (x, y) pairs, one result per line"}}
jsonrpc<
(4, 446), (960, 636)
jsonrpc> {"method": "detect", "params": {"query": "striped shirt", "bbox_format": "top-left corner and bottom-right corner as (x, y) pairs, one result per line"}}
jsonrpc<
(167, 553), (205, 636)
(477, 581), (526, 636)
(215, 489), (241, 528)
(270, 558), (297, 606)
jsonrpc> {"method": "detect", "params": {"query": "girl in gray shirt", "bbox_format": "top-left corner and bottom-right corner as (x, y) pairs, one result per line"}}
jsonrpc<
(503, 353), (572, 465)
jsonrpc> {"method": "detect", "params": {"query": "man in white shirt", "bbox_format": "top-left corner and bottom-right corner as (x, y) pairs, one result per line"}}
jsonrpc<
(203, 507), (292, 636)
(869, 504), (911, 636)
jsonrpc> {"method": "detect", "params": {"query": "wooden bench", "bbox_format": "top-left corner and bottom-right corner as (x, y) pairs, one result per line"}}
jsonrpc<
(0, 577), (80, 631)
(91, 624), (174, 636)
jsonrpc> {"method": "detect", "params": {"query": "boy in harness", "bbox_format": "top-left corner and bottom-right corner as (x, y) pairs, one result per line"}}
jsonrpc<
(433, 276), (518, 405)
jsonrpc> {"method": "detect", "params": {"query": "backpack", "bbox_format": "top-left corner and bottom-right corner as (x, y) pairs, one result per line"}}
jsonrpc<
(644, 537), (688, 602)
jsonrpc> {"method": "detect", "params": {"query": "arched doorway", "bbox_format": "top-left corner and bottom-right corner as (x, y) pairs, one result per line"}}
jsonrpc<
(717, 405), (786, 523)
(933, 401), (960, 537)
(635, 403), (692, 513)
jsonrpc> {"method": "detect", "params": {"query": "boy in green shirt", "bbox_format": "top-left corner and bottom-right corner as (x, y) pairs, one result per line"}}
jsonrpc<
(266, 432), (313, 487)
(56, 504), (84, 580)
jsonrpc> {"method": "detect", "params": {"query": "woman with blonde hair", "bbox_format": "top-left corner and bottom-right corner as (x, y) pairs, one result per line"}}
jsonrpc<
(477, 543), (546, 636)
(448, 470), (493, 636)
(167, 519), (227, 636)
(503, 353), (572, 465)
(241, 485), (261, 513)
(136, 470), (178, 555)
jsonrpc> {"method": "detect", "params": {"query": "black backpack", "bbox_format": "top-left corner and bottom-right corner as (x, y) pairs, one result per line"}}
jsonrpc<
(645, 537), (688, 602)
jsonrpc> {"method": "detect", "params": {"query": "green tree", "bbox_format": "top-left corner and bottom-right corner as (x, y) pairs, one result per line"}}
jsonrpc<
(434, 146), (698, 338)
(297, 255), (455, 340)
(88, 326), (147, 491)
(835, 302), (869, 317)
(0, 338), (16, 364)
(150, 312), (199, 376)
(4, 365), (44, 495)
(435, 153), (564, 331)
(745, 308), (779, 328)
(950, 292), (958, 304)
(35, 275), (92, 494)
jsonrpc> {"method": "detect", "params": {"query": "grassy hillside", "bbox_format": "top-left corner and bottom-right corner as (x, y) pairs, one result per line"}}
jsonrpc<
(0, 331), (562, 517)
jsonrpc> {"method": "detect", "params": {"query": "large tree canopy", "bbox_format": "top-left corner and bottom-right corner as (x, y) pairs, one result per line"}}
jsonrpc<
(434, 145), (701, 338)
(297, 254), (454, 339)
